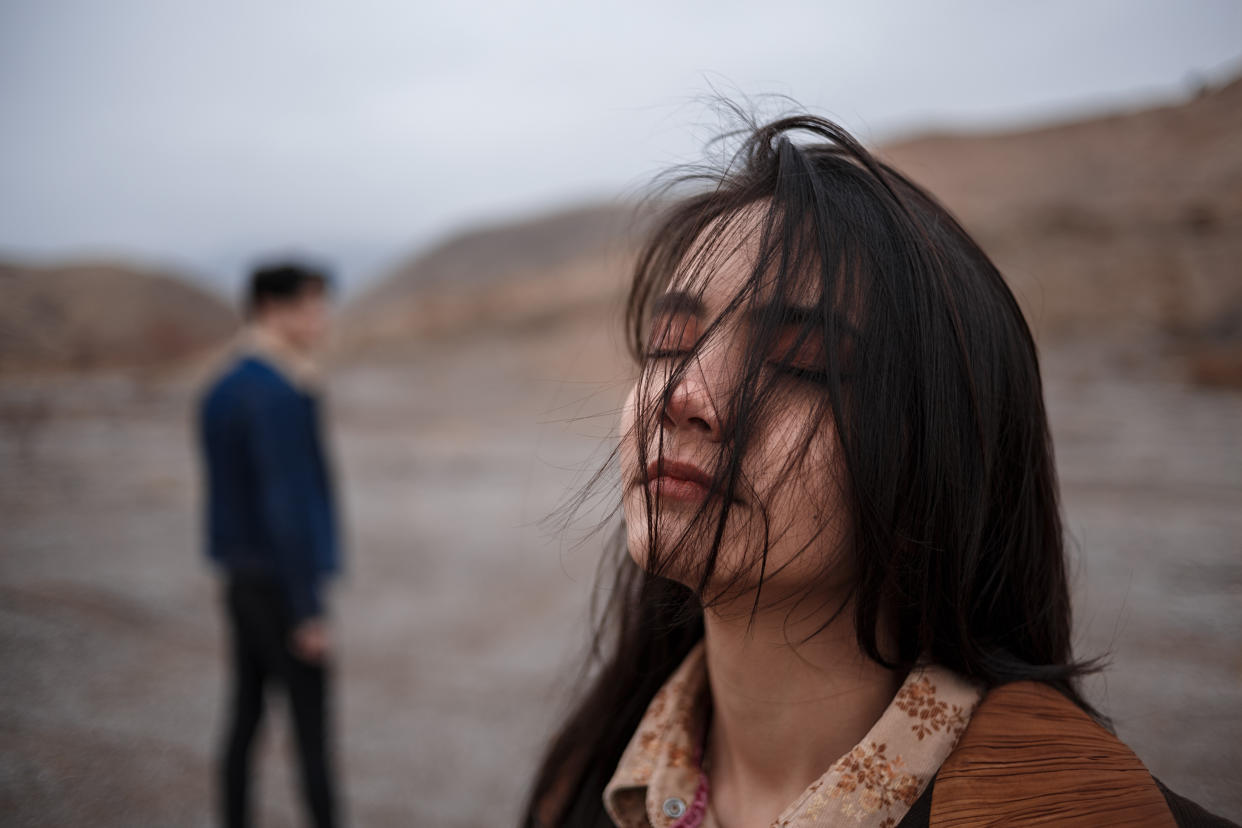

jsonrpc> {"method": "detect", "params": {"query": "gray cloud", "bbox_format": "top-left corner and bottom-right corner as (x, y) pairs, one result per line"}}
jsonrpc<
(2, 0), (1239, 296)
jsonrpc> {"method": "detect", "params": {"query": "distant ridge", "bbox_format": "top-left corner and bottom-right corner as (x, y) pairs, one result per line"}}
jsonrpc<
(337, 75), (1241, 379)
(359, 203), (648, 299)
(0, 260), (238, 374)
(6, 75), (1239, 382)
(879, 75), (1241, 342)
(338, 202), (652, 351)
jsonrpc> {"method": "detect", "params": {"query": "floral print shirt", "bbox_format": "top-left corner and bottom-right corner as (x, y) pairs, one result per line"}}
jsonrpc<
(603, 643), (982, 828)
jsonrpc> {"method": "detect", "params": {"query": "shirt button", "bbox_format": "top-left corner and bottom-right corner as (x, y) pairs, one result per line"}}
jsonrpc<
(663, 797), (687, 819)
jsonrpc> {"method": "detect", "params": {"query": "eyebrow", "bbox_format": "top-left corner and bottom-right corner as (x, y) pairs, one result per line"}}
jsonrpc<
(652, 291), (860, 338)
(651, 290), (705, 318)
(749, 301), (860, 338)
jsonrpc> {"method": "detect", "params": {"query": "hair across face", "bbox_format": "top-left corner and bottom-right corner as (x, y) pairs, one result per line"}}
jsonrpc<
(522, 113), (1096, 828)
(619, 117), (1076, 674)
(620, 204), (854, 616)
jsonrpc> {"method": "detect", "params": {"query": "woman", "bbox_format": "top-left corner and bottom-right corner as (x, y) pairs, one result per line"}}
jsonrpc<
(523, 115), (1231, 827)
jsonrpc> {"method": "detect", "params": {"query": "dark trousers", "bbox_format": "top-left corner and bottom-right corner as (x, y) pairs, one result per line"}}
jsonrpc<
(219, 575), (336, 828)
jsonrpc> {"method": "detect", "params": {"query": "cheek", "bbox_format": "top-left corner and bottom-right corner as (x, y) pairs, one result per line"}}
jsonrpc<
(747, 414), (844, 542)
(619, 383), (651, 566)
(294, 300), (328, 334)
(743, 413), (802, 495)
(617, 374), (667, 486)
(619, 384), (638, 475)
(619, 383), (647, 523)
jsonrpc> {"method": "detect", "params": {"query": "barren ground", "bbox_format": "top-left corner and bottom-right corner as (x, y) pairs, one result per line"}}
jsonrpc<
(2, 320), (1239, 825)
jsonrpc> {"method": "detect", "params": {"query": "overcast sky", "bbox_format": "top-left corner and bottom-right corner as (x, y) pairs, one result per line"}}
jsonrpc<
(2, 0), (1240, 297)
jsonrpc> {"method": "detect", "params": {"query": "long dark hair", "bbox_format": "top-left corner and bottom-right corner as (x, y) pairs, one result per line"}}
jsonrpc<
(522, 113), (1099, 827)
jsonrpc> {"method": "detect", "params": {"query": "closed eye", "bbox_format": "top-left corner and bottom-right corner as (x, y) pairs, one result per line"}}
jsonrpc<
(768, 362), (832, 385)
(765, 329), (831, 385)
(646, 311), (699, 359)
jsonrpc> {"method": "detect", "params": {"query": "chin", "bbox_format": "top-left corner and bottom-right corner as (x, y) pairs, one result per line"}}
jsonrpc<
(622, 495), (651, 570)
(624, 536), (650, 571)
(621, 497), (739, 587)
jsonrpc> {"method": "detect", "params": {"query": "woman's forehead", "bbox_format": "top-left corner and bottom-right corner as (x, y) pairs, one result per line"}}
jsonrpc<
(665, 208), (826, 316)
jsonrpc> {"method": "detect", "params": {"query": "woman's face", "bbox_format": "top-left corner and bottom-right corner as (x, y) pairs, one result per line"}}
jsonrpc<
(619, 216), (851, 604)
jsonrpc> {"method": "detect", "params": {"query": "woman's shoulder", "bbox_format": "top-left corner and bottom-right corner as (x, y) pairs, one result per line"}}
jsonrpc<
(921, 680), (1235, 827)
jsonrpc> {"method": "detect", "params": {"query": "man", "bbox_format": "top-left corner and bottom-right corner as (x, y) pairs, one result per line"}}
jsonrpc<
(198, 261), (341, 828)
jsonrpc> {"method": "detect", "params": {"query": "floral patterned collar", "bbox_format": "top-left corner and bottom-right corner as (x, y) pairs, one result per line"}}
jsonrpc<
(603, 643), (982, 828)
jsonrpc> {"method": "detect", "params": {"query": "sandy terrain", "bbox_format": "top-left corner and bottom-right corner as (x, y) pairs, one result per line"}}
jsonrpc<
(1, 315), (1239, 826)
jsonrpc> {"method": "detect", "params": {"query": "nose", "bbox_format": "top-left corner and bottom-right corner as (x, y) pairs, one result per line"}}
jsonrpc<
(661, 356), (725, 441)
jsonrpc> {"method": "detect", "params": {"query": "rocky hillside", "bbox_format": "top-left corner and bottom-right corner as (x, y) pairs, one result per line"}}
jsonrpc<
(0, 261), (238, 374)
(339, 77), (1241, 383)
(6, 77), (1238, 382)
(881, 75), (1242, 346)
(337, 203), (651, 353)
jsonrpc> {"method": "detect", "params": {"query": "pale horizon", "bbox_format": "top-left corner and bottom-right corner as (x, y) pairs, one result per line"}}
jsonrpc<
(2, 0), (1240, 299)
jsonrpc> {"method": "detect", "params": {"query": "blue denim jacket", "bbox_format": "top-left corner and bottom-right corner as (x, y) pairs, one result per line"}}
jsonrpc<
(198, 354), (339, 621)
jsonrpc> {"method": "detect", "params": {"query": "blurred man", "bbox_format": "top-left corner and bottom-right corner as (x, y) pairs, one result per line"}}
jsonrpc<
(198, 261), (340, 828)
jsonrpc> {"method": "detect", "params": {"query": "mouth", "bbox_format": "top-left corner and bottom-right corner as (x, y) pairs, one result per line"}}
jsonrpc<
(644, 459), (718, 504)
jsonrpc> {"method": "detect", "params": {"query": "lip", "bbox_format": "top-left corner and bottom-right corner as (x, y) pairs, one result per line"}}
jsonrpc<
(645, 459), (717, 503)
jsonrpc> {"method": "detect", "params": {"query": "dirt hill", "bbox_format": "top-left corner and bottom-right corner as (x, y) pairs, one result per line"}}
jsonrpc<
(881, 75), (1242, 346)
(7, 78), (1239, 381)
(0, 261), (238, 374)
(339, 77), (1242, 384)
(337, 203), (651, 353)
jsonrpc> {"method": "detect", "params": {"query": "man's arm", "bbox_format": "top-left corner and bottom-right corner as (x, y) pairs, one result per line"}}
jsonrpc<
(248, 384), (329, 655)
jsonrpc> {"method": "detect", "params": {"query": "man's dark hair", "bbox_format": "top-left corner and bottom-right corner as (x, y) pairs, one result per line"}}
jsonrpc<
(247, 261), (332, 317)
